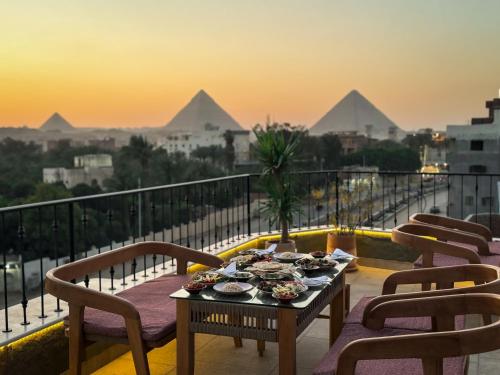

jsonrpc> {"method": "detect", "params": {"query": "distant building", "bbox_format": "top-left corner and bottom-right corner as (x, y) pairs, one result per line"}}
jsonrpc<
(43, 154), (113, 188)
(335, 131), (369, 155)
(310, 90), (405, 140)
(159, 89), (250, 162)
(447, 97), (500, 218)
(87, 137), (116, 150)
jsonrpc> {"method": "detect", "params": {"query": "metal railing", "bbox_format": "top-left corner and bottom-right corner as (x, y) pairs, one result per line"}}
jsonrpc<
(1, 170), (499, 339)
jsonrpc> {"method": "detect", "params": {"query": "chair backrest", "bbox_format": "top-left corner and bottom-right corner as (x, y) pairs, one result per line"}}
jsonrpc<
(392, 223), (484, 266)
(410, 213), (492, 241)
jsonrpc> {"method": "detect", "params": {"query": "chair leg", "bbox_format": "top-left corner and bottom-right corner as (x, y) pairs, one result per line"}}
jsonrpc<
(68, 304), (85, 375)
(126, 318), (150, 375)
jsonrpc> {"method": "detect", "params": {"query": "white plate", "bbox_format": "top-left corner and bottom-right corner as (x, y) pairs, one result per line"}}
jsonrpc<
(273, 253), (305, 263)
(213, 282), (253, 295)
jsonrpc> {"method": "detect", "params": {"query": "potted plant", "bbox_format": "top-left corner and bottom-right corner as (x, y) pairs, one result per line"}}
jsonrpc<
(254, 126), (302, 252)
(327, 177), (372, 271)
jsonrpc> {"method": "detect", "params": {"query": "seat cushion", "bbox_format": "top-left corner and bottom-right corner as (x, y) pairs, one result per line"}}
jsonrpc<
(346, 296), (466, 331)
(81, 274), (190, 343)
(414, 250), (500, 267)
(313, 324), (467, 375)
(346, 296), (432, 331)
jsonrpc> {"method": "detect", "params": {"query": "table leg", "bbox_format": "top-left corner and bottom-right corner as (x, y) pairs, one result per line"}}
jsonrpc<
(177, 300), (194, 375)
(278, 308), (297, 375)
(330, 276), (345, 346)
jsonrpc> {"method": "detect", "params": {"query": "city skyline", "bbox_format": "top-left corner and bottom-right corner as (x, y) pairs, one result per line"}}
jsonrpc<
(1, 0), (500, 130)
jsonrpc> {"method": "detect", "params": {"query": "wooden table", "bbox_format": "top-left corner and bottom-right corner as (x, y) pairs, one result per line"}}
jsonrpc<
(171, 262), (347, 375)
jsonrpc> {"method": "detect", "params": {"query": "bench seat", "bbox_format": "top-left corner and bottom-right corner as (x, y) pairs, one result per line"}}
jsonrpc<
(345, 296), (466, 331)
(313, 324), (467, 375)
(66, 274), (190, 346)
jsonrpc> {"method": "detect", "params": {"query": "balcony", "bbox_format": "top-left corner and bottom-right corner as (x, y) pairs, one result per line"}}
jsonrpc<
(1, 171), (500, 374)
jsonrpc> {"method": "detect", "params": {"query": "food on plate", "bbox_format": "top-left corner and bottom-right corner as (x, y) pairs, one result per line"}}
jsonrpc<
(251, 261), (287, 271)
(277, 252), (298, 259)
(257, 280), (283, 293)
(295, 256), (317, 267)
(222, 282), (244, 293)
(232, 271), (254, 281)
(192, 271), (223, 285)
(317, 258), (338, 268)
(183, 282), (206, 294)
(272, 290), (298, 303)
(275, 280), (308, 294)
(230, 254), (254, 264)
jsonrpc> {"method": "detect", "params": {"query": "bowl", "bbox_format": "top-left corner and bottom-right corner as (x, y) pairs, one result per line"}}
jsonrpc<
(300, 265), (320, 274)
(309, 251), (327, 259)
(182, 282), (207, 295)
(231, 271), (254, 282)
(272, 292), (298, 304)
(260, 273), (287, 281)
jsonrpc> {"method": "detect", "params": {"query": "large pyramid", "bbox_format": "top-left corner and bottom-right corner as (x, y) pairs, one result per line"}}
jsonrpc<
(165, 90), (243, 132)
(40, 112), (74, 132)
(310, 90), (404, 140)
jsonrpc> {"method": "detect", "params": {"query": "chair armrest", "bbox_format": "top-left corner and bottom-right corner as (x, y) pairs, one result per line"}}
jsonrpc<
(45, 271), (140, 319)
(381, 264), (498, 294)
(410, 213), (493, 241)
(365, 293), (499, 330)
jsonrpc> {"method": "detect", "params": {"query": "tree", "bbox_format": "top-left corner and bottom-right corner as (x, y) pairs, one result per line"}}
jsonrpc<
(254, 126), (302, 243)
(223, 130), (236, 172)
(342, 141), (421, 171)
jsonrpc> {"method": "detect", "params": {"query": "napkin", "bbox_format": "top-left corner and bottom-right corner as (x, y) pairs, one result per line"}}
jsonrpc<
(217, 262), (237, 277)
(330, 248), (357, 260)
(256, 243), (277, 255)
(302, 276), (331, 286)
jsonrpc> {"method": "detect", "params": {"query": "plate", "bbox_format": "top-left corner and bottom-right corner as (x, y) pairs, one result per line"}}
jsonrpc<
(213, 282), (253, 295)
(247, 261), (294, 273)
(273, 252), (305, 263)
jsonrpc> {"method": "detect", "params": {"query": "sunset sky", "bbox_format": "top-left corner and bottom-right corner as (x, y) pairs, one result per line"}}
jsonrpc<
(1, 0), (499, 130)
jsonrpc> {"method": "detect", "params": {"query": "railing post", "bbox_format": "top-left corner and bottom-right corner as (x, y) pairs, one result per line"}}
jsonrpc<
(246, 175), (251, 237)
(68, 202), (76, 264)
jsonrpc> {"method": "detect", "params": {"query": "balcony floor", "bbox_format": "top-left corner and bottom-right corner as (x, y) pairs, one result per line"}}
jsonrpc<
(92, 262), (500, 375)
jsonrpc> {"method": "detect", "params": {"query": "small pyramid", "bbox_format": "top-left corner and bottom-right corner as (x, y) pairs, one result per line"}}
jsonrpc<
(165, 90), (243, 132)
(310, 90), (403, 139)
(40, 112), (74, 132)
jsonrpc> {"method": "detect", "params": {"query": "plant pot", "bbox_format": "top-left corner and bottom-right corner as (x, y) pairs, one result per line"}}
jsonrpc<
(326, 232), (358, 272)
(265, 239), (296, 253)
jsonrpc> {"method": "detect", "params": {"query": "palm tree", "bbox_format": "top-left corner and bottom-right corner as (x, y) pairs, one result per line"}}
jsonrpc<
(254, 125), (301, 244)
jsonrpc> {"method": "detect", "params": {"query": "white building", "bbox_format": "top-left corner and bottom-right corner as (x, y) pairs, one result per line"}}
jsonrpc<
(43, 154), (114, 188)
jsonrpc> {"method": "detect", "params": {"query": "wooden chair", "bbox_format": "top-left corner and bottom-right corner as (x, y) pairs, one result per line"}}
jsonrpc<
(314, 293), (500, 375)
(45, 241), (223, 375)
(392, 223), (500, 273)
(346, 264), (500, 331)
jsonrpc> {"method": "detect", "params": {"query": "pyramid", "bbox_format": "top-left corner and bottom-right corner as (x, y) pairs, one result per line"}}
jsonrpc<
(165, 90), (243, 132)
(40, 112), (74, 132)
(310, 90), (404, 140)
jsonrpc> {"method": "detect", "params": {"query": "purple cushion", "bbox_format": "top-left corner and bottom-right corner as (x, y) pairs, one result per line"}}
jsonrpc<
(313, 324), (466, 375)
(414, 242), (500, 267)
(346, 297), (432, 331)
(82, 274), (190, 343)
(346, 296), (466, 331)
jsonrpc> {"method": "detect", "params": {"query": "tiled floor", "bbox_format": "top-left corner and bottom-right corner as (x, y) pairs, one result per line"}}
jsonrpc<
(92, 263), (500, 375)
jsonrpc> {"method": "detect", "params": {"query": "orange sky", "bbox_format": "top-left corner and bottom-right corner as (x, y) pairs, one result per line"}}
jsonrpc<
(1, 0), (499, 130)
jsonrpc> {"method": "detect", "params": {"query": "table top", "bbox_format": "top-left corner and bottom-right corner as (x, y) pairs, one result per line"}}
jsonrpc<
(170, 259), (348, 310)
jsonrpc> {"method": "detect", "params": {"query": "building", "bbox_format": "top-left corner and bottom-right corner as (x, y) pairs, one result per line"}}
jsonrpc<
(159, 89), (250, 162)
(310, 90), (405, 140)
(335, 131), (369, 154)
(43, 154), (114, 188)
(447, 96), (500, 218)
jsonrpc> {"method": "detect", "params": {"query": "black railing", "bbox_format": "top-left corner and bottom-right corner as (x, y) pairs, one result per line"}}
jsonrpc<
(1, 170), (499, 340)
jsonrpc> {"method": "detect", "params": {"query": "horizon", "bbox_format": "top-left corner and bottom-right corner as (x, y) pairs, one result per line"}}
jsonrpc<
(1, 0), (500, 130)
